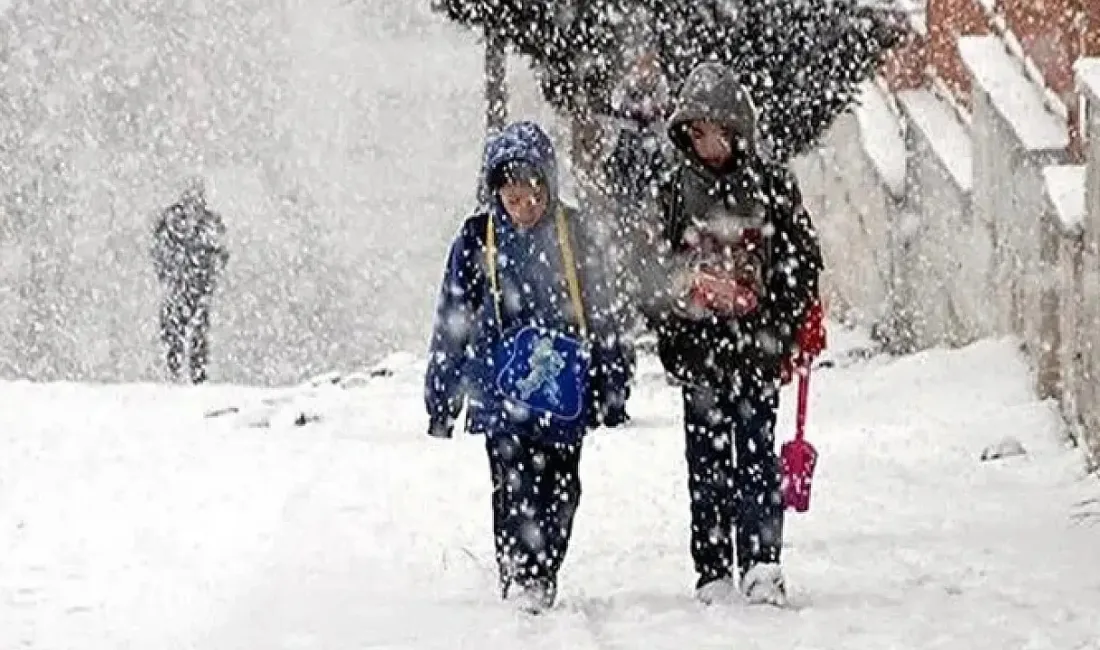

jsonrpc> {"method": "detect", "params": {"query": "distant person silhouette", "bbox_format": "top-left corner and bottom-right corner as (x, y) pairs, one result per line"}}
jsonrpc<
(151, 177), (229, 383)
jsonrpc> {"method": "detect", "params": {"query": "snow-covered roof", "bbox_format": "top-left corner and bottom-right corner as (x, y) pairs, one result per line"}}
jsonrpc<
(958, 36), (1068, 153)
(1042, 165), (1086, 234)
(1075, 58), (1100, 106)
(896, 89), (972, 193)
(852, 81), (907, 198)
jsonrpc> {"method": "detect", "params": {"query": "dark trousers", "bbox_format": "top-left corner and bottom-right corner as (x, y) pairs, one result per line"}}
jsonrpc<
(486, 432), (583, 601)
(682, 378), (784, 587)
(160, 289), (211, 383)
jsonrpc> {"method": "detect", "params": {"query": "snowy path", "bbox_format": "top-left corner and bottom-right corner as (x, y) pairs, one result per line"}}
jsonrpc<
(2, 328), (1099, 649)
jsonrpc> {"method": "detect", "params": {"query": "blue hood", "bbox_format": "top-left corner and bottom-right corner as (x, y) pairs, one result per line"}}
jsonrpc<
(480, 121), (560, 208)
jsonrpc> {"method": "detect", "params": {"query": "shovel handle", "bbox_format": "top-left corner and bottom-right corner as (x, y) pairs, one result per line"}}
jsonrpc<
(795, 368), (810, 441)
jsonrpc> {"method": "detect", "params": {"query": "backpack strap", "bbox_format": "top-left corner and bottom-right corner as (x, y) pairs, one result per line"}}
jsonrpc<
(555, 207), (589, 335)
(485, 207), (588, 336)
(485, 214), (503, 332)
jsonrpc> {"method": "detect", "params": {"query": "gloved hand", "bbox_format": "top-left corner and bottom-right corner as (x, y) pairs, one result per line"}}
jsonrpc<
(688, 270), (759, 317)
(427, 417), (454, 439)
(669, 268), (707, 320)
(588, 407), (630, 429)
(780, 298), (827, 385)
(586, 386), (631, 429)
(600, 405), (631, 429)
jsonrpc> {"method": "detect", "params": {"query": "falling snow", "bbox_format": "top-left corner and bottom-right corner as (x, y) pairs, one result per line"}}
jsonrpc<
(1, 0), (1099, 647)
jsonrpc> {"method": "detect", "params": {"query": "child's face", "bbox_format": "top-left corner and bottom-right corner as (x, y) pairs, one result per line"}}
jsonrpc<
(499, 178), (549, 228)
(687, 120), (732, 169)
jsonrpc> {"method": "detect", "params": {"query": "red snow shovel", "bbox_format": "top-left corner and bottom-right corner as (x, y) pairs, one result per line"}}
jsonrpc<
(781, 369), (818, 513)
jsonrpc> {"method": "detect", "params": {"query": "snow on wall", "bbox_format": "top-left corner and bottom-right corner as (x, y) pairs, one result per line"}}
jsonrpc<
(796, 83), (987, 351)
(1077, 58), (1100, 106)
(1044, 161), (1093, 444)
(963, 33), (1071, 359)
(1039, 158), (1087, 425)
(852, 81), (907, 197)
(957, 36), (1068, 153)
(793, 112), (897, 333)
(896, 89), (973, 192)
(895, 88), (992, 345)
(1073, 60), (1100, 450)
(788, 78), (927, 336)
(1073, 241), (1100, 459)
(1043, 165), (1086, 233)
(1079, 60), (1100, 258)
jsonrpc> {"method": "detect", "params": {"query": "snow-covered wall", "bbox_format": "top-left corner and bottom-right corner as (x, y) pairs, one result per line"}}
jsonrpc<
(1067, 58), (1100, 461)
(791, 82), (904, 342)
(798, 41), (1100, 464)
(1080, 59), (1100, 254)
(896, 88), (989, 347)
(791, 114), (893, 332)
(963, 35), (1071, 370)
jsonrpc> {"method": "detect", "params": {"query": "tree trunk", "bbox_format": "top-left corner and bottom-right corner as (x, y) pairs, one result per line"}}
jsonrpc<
(569, 109), (607, 209)
(478, 29), (508, 204)
(485, 28), (508, 133)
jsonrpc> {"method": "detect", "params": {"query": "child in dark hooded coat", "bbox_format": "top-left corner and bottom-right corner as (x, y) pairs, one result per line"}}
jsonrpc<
(424, 120), (630, 613)
(640, 62), (825, 606)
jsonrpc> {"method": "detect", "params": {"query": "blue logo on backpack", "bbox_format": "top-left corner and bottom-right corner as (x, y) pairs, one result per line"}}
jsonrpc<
(493, 325), (591, 425)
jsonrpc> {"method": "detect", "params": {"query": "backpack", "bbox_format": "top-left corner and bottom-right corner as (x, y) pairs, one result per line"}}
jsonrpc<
(484, 208), (593, 441)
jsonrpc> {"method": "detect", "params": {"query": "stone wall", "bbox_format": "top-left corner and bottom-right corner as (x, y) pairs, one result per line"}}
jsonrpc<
(797, 42), (1100, 466)
(791, 82), (908, 346)
(1064, 59), (1100, 462)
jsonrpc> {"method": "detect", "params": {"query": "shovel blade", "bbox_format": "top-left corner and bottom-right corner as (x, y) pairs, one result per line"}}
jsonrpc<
(780, 438), (818, 513)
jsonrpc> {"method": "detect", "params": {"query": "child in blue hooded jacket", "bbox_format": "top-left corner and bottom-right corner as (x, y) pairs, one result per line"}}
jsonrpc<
(424, 121), (630, 613)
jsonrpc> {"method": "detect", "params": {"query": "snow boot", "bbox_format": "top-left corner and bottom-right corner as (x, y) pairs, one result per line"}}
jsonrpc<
(505, 579), (556, 615)
(740, 563), (788, 607)
(694, 575), (739, 605)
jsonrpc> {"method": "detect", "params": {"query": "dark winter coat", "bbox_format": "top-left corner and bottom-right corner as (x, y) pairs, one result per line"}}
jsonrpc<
(605, 59), (672, 207)
(152, 195), (229, 294)
(642, 63), (824, 387)
(424, 121), (630, 440)
(606, 124), (669, 208)
(601, 122), (671, 318)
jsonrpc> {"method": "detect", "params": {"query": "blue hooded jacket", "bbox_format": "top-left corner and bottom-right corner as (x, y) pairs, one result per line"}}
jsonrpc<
(425, 121), (630, 441)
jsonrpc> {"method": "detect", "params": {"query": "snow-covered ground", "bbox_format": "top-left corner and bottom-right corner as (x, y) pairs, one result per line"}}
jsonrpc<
(3, 325), (1098, 649)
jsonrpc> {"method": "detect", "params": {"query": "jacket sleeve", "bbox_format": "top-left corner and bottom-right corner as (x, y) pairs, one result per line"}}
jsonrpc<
(424, 221), (485, 437)
(764, 171), (824, 357)
(575, 217), (631, 427)
(635, 164), (690, 328)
